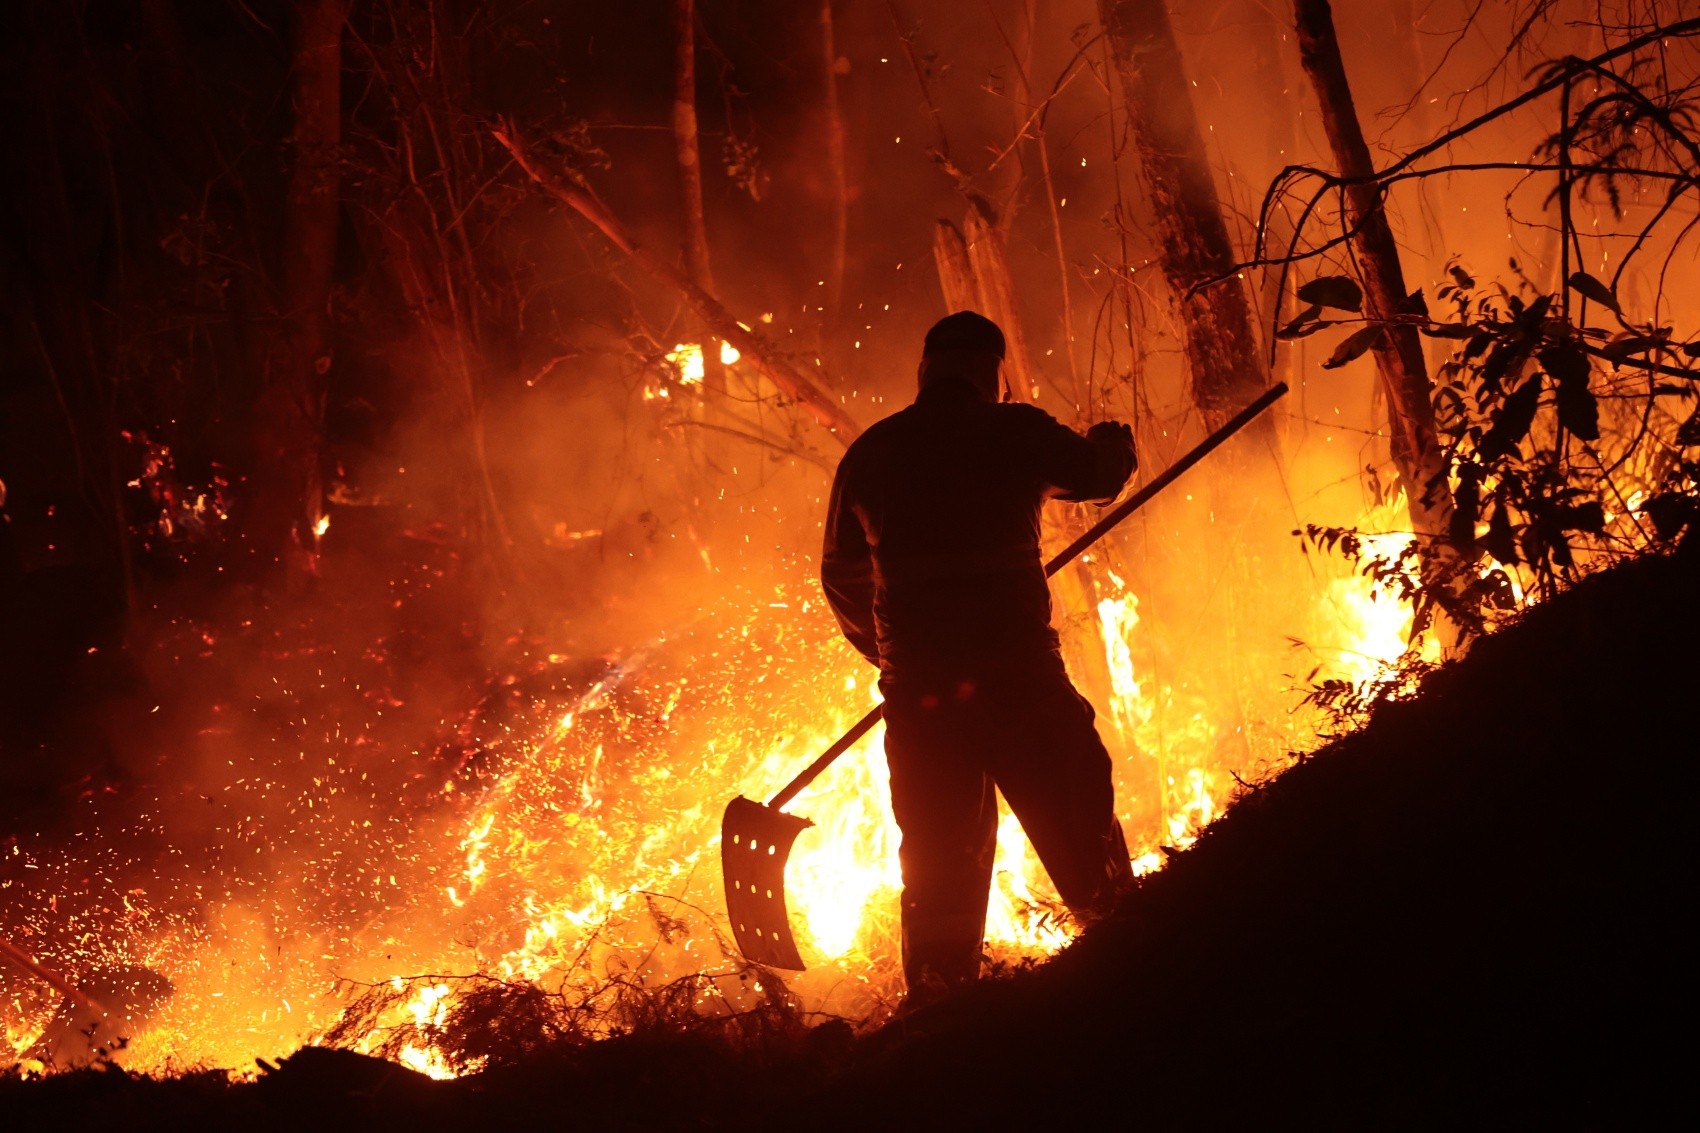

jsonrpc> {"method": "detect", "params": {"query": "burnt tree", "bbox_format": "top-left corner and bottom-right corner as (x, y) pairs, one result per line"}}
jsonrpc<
(252, 0), (345, 580)
(820, 0), (850, 337)
(1292, 0), (1456, 562)
(671, 0), (725, 395)
(1097, 0), (1267, 431)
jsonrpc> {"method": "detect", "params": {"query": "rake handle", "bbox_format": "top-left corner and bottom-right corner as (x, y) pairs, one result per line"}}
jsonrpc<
(0, 936), (111, 1018)
(766, 381), (1289, 813)
(768, 704), (883, 811)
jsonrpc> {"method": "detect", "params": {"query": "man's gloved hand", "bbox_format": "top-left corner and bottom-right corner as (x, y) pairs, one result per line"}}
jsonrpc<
(1087, 420), (1137, 469)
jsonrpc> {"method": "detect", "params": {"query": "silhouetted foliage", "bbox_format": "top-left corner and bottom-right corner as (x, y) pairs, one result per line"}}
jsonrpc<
(1272, 19), (1700, 649)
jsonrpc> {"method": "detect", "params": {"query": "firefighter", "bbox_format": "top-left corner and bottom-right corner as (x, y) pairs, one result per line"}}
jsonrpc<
(821, 310), (1138, 997)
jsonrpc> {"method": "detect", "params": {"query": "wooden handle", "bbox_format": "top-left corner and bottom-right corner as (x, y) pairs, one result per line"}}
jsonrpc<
(0, 937), (111, 1017)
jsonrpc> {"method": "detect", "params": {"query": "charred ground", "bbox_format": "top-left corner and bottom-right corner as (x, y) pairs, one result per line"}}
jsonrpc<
(5, 536), (1693, 1128)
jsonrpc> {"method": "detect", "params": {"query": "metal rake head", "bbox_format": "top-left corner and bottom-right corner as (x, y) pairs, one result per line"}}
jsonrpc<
(721, 795), (813, 970)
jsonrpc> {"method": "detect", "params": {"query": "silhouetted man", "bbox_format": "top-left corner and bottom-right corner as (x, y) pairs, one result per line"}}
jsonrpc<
(822, 310), (1138, 996)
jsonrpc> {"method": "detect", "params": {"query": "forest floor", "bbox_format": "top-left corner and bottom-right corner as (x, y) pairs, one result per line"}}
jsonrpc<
(3, 540), (1694, 1129)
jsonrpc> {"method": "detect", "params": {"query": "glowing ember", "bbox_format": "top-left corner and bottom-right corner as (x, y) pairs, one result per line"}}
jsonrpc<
(666, 343), (705, 384)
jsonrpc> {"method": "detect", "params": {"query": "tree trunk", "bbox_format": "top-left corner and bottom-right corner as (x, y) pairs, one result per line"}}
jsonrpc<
(820, 0), (849, 337)
(1097, 0), (1267, 431)
(1014, 0), (1084, 416)
(1245, 0), (1301, 401)
(962, 200), (1043, 405)
(256, 0), (344, 581)
(671, 0), (724, 395)
(1293, 0), (1454, 550)
(1384, 0), (1459, 383)
(932, 218), (978, 319)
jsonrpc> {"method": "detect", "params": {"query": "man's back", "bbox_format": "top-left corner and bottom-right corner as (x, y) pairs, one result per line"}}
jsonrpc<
(822, 379), (1133, 681)
(820, 310), (1139, 994)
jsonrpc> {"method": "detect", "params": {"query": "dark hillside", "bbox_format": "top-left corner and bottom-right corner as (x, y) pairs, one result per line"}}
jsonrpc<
(5, 543), (1695, 1128)
(822, 541), (1697, 1128)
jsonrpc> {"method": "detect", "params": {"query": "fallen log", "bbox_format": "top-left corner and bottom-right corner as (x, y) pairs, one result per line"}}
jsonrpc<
(491, 121), (862, 444)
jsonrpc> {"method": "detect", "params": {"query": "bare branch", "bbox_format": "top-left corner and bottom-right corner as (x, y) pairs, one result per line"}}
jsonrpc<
(491, 120), (862, 444)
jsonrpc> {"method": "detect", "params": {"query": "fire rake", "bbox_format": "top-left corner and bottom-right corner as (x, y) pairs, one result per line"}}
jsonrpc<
(722, 382), (1289, 970)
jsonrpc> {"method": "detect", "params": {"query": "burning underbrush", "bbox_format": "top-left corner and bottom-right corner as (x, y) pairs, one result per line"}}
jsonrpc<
(1, 481), (1424, 1079)
(4, 328), (1676, 1078)
(5, 300), (1687, 1078)
(4, 529), (1691, 1127)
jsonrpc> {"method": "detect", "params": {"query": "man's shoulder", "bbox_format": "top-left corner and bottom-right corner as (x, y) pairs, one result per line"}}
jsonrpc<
(993, 400), (1071, 433)
(843, 405), (917, 455)
(833, 411), (903, 490)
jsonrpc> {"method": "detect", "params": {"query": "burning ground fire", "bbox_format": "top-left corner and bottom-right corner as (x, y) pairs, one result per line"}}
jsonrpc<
(0, 499), (1423, 1079)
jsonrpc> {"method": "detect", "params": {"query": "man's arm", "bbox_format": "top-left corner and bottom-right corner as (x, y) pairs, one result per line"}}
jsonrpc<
(1017, 407), (1138, 503)
(821, 452), (880, 666)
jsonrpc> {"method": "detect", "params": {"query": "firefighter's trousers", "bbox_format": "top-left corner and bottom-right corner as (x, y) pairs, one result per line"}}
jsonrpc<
(881, 662), (1133, 991)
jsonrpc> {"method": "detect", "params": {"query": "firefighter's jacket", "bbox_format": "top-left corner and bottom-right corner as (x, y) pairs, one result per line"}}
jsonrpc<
(821, 378), (1136, 682)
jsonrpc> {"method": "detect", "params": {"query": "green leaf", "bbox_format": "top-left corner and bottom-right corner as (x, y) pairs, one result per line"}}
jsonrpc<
(1517, 523), (1547, 566)
(1449, 462), (1481, 549)
(1463, 330), (1496, 364)
(1556, 501), (1606, 534)
(1277, 303), (1326, 340)
(1642, 492), (1698, 541)
(1420, 321), (1475, 340)
(1297, 276), (1363, 312)
(1567, 271), (1621, 314)
(1518, 293), (1553, 329)
(1601, 334), (1668, 362)
(1540, 342), (1598, 440)
(1539, 342), (1589, 385)
(1449, 264), (1476, 289)
(1321, 325), (1385, 369)
(1482, 502), (1518, 565)
(1479, 374), (1542, 461)
(1676, 405), (1700, 448)
(1478, 339), (1531, 396)
(1555, 380), (1599, 440)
